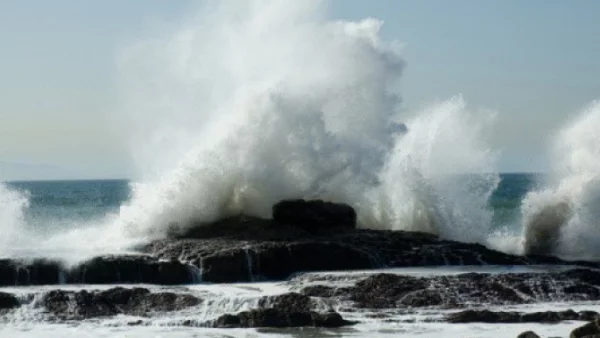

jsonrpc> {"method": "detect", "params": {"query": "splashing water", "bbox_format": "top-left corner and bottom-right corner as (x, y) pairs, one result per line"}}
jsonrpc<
(115, 0), (405, 238)
(522, 101), (600, 259)
(0, 0), (502, 259)
(363, 97), (499, 243)
(0, 184), (30, 252)
(114, 0), (500, 242)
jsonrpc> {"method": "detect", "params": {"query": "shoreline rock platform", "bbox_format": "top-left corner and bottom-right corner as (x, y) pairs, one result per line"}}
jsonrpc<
(1, 199), (600, 335)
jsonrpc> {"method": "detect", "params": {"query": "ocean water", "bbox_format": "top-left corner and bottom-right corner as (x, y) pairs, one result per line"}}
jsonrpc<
(2, 0), (600, 336)
(2, 174), (534, 235)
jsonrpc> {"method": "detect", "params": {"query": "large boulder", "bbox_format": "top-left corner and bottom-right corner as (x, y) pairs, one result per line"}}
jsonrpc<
(272, 199), (356, 232)
(210, 308), (354, 328)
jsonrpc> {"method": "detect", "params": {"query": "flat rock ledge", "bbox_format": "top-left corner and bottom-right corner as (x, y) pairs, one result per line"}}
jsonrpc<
(447, 309), (599, 323)
(0, 289), (355, 329)
(2, 200), (599, 285)
(301, 269), (600, 308)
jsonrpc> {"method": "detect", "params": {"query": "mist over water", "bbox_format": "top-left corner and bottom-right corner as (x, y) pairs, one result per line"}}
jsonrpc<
(0, 0), (598, 262)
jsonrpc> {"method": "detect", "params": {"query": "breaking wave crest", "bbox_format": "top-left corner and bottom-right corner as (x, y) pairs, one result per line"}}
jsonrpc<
(114, 0), (498, 244)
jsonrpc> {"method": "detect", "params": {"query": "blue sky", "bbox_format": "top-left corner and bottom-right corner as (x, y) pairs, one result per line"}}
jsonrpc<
(1, 0), (599, 179)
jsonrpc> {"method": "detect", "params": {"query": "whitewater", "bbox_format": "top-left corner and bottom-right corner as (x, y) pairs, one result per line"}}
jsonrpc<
(1, 0), (600, 337)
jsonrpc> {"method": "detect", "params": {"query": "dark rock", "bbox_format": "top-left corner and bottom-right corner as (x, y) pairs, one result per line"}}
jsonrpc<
(201, 249), (254, 283)
(344, 270), (600, 309)
(169, 215), (308, 241)
(447, 309), (598, 323)
(258, 293), (314, 312)
(0, 292), (19, 309)
(68, 256), (194, 285)
(517, 331), (541, 338)
(39, 287), (200, 320)
(286, 241), (375, 272)
(145, 223), (563, 283)
(210, 308), (354, 328)
(312, 311), (353, 327)
(41, 289), (118, 320)
(200, 241), (375, 283)
(571, 318), (600, 338)
(349, 274), (428, 308)
(0, 259), (64, 286)
(212, 313), (242, 328)
(272, 199), (356, 232)
(398, 289), (444, 307)
(447, 310), (514, 323)
(300, 285), (338, 298)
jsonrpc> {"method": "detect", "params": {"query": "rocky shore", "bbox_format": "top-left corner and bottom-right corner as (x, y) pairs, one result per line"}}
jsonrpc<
(1, 199), (592, 286)
(1, 199), (600, 335)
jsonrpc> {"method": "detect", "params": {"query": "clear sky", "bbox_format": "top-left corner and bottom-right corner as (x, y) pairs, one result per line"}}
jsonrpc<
(1, 0), (599, 180)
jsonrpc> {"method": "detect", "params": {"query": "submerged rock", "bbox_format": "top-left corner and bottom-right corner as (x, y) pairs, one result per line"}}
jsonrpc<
(571, 318), (600, 338)
(517, 331), (541, 338)
(447, 309), (598, 323)
(209, 291), (350, 328)
(210, 308), (354, 328)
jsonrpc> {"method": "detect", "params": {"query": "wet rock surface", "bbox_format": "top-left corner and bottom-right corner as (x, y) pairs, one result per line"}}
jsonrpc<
(0, 292), (19, 310)
(257, 292), (316, 312)
(145, 218), (590, 283)
(571, 318), (600, 338)
(0, 256), (196, 286)
(2, 200), (600, 285)
(39, 287), (200, 320)
(517, 331), (541, 338)
(0, 259), (65, 286)
(301, 269), (600, 309)
(446, 309), (599, 323)
(210, 309), (354, 328)
(69, 255), (195, 285)
(272, 199), (356, 232)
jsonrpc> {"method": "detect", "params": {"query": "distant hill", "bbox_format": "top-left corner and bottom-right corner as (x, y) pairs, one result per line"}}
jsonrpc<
(0, 161), (78, 182)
